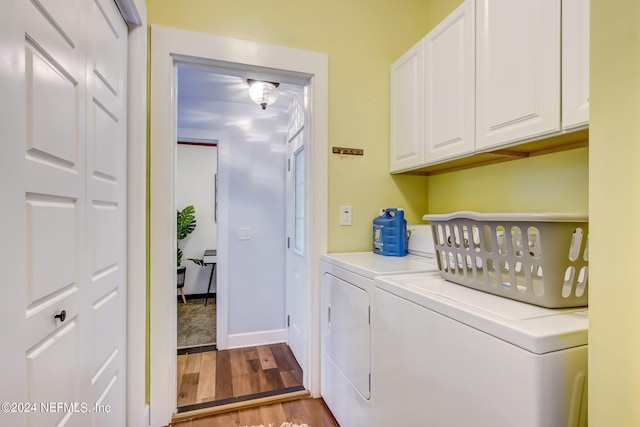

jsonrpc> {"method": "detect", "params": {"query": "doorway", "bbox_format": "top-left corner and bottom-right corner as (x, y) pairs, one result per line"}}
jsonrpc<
(149, 25), (328, 426)
(175, 64), (306, 353)
(174, 65), (305, 411)
(173, 70), (303, 411)
(175, 140), (218, 349)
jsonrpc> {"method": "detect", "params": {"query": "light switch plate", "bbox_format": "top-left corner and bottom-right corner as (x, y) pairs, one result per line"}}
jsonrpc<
(238, 227), (250, 240)
(340, 206), (352, 226)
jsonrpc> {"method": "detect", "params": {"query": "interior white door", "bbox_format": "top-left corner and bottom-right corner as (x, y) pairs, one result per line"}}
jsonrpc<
(285, 88), (307, 369)
(286, 132), (307, 368)
(0, 0), (128, 425)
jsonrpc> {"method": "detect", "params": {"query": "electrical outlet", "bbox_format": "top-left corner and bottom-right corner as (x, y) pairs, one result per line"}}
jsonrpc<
(340, 206), (352, 226)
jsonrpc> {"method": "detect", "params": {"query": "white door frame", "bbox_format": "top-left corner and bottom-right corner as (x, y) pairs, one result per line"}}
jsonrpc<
(149, 25), (328, 426)
(119, 1), (149, 426)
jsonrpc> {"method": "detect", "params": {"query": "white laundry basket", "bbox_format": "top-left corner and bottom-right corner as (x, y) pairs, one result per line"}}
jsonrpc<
(423, 212), (589, 308)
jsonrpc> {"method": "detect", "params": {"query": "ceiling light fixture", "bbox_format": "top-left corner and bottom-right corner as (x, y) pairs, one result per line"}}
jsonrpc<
(247, 79), (280, 110)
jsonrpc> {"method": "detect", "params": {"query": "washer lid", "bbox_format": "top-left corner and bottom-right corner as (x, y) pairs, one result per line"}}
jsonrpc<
(375, 271), (588, 354)
(321, 252), (437, 280)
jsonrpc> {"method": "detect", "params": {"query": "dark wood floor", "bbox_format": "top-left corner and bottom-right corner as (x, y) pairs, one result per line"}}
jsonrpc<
(169, 398), (339, 427)
(177, 343), (304, 411)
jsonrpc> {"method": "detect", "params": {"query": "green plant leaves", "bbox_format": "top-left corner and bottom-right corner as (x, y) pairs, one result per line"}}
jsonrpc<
(177, 205), (197, 266)
(177, 205), (197, 241)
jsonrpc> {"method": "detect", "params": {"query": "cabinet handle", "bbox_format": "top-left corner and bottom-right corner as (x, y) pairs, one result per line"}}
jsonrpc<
(328, 306), (331, 327)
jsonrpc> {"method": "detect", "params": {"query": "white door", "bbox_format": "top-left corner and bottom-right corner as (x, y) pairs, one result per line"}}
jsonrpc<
(424, 0), (475, 163)
(285, 88), (307, 369)
(286, 120), (307, 368)
(0, 0), (128, 425)
(475, 0), (561, 150)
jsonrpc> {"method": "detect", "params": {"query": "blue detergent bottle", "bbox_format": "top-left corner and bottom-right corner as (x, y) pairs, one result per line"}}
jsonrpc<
(373, 208), (408, 256)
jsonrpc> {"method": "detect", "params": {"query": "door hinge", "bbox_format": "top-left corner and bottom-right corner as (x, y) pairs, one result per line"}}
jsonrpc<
(287, 158), (291, 171)
(287, 315), (290, 327)
(287, 237), (290, 248)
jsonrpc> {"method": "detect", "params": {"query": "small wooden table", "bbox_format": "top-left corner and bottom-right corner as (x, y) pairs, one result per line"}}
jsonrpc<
(203, 249), (217, 307)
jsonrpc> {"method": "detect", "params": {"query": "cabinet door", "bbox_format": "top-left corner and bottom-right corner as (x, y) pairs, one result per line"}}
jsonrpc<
(562, 0), (590, 129)
(476, 0), (561, 150)
(424, 0), (475, 163)
(390, 41), (424, 172)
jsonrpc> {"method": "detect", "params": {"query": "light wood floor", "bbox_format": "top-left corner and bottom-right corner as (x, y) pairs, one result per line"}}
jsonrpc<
(177, 343), (304, 411)
(169, 398), (339, 427)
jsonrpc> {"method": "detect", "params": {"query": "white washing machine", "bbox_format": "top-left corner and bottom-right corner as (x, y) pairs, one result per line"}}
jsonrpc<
(320, 225), (437, 427)
(373, 270), (589, 427)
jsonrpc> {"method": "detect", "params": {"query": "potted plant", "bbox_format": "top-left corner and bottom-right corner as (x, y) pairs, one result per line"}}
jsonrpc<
(177, 205), (197, 303)
(177, 205), (208, 303)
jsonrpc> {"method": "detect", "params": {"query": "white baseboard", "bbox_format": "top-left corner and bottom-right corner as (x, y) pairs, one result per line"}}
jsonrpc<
(227, 329), (287, 349)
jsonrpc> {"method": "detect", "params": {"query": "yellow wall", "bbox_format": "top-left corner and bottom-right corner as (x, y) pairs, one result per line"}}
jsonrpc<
(429, 148), (589, 214)
(590, 0), (640, 424)
(148, 0), (434, 252)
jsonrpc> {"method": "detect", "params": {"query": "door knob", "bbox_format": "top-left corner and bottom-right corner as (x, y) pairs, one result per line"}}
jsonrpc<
(54, 310), (67, 322)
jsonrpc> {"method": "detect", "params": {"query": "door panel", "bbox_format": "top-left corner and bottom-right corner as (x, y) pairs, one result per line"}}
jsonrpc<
(91, 0), (125, 96)
(288, 141), (306, 365)
(92, 204), (120, 272)
(93, 102), (121, 179)
(28, 44), (79, 162)
(27, 196), (79, 303)
(27, 320), (82, 427)
(86, 0), (127, 424)
(286, 88), (307, 370)
(23, 1), (86, 425)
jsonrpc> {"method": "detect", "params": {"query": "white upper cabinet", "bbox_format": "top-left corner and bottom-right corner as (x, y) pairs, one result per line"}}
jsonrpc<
(476, 0), (561, 151)
(424, 0), (475, 163)
(389, 0), (589, 173)
(390, 41), (425, 172)
(562, 0), (590, 130)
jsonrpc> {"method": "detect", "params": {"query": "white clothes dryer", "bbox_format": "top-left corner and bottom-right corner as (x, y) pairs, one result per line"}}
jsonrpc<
(320, 225), (437, 427)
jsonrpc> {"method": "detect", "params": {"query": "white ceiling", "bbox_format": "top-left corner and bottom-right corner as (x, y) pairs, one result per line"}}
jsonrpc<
(177, 63), (302, 109)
